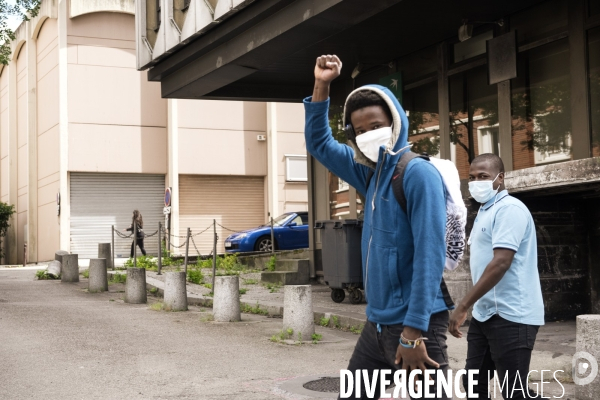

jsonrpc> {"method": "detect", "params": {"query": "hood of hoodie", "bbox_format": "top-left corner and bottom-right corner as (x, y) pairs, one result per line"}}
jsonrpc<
(343, 84), (410, 169)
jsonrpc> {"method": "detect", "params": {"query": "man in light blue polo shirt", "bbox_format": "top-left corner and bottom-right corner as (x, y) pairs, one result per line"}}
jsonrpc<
(449, 153), (545, 400)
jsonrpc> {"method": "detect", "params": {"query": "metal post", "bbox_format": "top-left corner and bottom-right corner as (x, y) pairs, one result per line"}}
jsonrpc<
(157, 222), (162, 275)
(167, 216), (171, 257)
(184, 227), (190, 274)
(133, 222), (137, 268)
(212, 219), (217, 292)
(111, 225), (115, 270)
(270, 217), (275, 254)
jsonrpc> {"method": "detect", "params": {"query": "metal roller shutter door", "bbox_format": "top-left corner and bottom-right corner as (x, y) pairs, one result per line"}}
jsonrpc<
(179, 175), (265, 255)
(70, 173), (165, 258)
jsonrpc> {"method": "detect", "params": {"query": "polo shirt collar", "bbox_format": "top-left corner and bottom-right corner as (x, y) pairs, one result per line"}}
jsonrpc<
(481, 189), (509, 210)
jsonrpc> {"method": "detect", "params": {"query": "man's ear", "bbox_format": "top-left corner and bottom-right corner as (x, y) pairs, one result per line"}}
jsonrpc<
(497, 172), (505, 187)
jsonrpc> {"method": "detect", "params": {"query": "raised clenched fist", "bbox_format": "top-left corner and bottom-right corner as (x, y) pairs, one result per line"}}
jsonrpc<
(314, 54), (342, 84)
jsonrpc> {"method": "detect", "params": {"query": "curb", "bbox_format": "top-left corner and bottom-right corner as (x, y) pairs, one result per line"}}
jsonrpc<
(141, 273), (367, 332)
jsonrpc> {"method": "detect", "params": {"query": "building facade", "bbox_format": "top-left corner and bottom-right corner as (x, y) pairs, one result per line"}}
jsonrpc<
(135, 0), (600, 319)
(0, 0), (308, 263)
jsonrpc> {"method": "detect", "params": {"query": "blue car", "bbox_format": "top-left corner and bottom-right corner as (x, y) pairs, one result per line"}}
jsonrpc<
(224, 212), (309, 253)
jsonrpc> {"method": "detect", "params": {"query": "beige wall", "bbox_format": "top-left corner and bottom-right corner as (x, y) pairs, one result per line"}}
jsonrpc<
(1, 70), (8, 204)
(0, 5), (308, 261)
(37, 17), (60, 262)
(276, 103), (308, 214)
(177, 99), (268, 176)
(16, 44), (27, 263)
(67, 12), (167, 174)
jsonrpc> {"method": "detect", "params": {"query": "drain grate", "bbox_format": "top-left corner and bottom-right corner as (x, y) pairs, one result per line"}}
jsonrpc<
(303, 377), (340, 393)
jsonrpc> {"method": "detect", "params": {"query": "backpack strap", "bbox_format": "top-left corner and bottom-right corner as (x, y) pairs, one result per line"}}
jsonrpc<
(391, 151), (429, 213)
(390, 151), (455, 309)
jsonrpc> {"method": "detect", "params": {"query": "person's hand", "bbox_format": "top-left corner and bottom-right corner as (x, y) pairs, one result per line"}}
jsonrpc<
(448, 304), (468, 338)
(314, 55), (342, 84)
(395, 332), (439, 393)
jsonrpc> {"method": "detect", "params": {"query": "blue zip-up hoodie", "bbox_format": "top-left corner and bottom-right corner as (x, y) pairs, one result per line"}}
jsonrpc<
(304, 84), (450, 332)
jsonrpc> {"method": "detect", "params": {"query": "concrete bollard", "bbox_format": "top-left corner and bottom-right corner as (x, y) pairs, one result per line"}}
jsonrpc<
(60, 254), (79, 283)
(98, 243), (112, 270)
(213, 276), (240, 322)
(55, 250), (69, 264)
(125, 268), (147, 304)
(283, 285), (314, 342)
(47, 260), (61, 278)
(575, 315), (600, 400)
(88, 258), (108, 293)
(164, 271), (188, 311)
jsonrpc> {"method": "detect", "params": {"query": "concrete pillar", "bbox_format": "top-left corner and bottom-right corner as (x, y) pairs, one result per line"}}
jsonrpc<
(575, 315), (600, 400)
(164, 271), (187, 311)
(125, 268), (147, 304)
(47, 260), (61, 278)
(60, 254), (79, 283)
(26, 30), (38, 263)
(88, 258), (108, 293)
(98, 243), (112, 270)
(6, 54), (18, 264)
(283, 285), (314, 342)
(213, 276), (241, 322)
(266, 102), (279, 218)
(167, 99), (179, 248)
(58, 0), (70, 252)
(55, 250), (69, 264)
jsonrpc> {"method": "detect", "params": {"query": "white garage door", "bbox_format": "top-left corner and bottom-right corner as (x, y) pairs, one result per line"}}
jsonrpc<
(179, 175), (265, 254)
(70, 173), (165, 258)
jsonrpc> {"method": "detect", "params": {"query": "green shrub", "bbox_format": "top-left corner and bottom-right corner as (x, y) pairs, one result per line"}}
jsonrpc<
(0, 202), (15, 260)
(266, 255), (276, 271)
(109, 273), (126, 284)
(197, 254), (247, 275)
(187, 267), (204, 284)
(124, 255), (158, 271)
(81, 269), (89, 279)
(35, 270), (57, 280)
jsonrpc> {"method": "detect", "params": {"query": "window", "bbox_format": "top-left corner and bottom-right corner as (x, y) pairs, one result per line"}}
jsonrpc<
(285, 155), (307, 182)
(449, 65), (499, 179)
(403, 81), (440, 157)
(589, 27), (600, 156)
(477, 126), (500, 155)
(511, 38), (572, 169)
(511, 0), (568, 47)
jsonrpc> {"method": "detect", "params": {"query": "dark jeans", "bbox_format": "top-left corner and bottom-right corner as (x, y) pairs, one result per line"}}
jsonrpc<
(340, 311), (451, 400)
(464, 315), (540, 400)
(130, 238), (146, 257)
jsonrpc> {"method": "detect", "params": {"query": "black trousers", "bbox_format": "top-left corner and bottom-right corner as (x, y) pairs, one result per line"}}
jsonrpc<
(130, 238), (146, 257)
(340, 311), (451, 399)
(464, 315), (540, 400)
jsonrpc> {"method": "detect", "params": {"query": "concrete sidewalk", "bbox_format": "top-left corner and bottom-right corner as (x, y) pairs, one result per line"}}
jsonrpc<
(141, 269), (577, 387)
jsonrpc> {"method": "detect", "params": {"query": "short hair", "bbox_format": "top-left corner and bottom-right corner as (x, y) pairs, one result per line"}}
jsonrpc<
(471, 153), (505, 174)
(344, 90), (393, 126)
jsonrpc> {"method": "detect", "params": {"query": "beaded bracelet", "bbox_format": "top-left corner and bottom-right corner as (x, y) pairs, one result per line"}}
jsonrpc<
(399, 333), (428, 349)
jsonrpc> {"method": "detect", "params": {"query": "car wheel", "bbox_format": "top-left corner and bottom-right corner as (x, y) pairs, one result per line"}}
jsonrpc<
(254, 236), (275, 252)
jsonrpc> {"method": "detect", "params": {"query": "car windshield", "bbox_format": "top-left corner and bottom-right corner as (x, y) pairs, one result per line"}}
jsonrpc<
(272, 213), (295, 226)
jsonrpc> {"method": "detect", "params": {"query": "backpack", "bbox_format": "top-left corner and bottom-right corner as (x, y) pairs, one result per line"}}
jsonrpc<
(366, 151), (467, 308)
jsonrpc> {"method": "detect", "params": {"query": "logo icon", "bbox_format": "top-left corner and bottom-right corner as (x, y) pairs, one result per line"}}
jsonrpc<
(572, 351), (598, 386)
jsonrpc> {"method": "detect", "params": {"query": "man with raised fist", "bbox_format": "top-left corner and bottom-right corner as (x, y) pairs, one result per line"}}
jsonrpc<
(304, 55), (452, 399)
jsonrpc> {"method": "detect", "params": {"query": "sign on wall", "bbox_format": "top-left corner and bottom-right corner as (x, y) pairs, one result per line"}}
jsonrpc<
(379, 71), (403, 104)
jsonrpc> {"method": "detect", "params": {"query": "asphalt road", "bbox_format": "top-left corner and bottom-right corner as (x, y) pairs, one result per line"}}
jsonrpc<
(0, 269), (358, 399)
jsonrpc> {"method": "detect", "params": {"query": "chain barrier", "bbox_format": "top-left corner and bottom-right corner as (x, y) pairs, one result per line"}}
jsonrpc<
(216, 223), (244, 234)
(115, 230), (133, 239)
(190, 235), (203, 257)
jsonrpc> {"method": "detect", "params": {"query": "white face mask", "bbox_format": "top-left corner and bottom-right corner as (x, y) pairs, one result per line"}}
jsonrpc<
(468, 173), (500, 204)
(355, 126), (393, 163)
